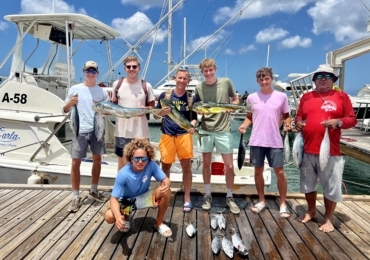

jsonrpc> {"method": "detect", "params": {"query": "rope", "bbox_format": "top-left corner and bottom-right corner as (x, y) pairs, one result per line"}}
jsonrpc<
(342, 179), (370, 188)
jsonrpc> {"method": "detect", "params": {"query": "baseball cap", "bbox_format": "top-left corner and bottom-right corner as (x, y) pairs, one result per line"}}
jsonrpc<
(83, 61), (98, 70)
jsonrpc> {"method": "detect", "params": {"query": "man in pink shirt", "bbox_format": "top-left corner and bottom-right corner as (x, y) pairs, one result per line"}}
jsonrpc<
(238, 67), (291, 218)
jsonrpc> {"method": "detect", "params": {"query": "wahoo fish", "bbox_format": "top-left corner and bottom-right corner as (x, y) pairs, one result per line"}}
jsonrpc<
(92, 101), (162, 119)
(217, 211), (226, 230)
(160, 98), (208, 146)
(231, 228), (248, 256)
(237, 133), (247, 170)
(284, 131), (290, 163)
(70, 105), (79, 137)
(221, 235), (234, 258)
(94, 112), (105, 142)
(319, 127), (330, 171)
(292, 132), (304, 169)
(210, 215), (218, 229)
(192, 101), (254, 114)
(211, 235), (221, 254)
(185, 222), (196, 237)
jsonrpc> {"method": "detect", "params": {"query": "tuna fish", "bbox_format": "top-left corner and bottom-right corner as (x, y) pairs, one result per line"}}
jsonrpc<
(94, 112), (105, 142)
(70, 105), (79, 137)
(92, 101), (162, 119)
(192, 101), (254, 114)
(211, 235), (221, 254)
(292, 132), (304, 169)
(221, 235), (234, 258)
(185, 222), (196, 237)
(210, 215), (218, 229)
(231, 228), (248, 256)
(237, 133), (246, 170)
(284, 131), (290, 163)
(319, 127), (330, 171)
(160, 98), (208, 146)
(217, 211), (226, 230)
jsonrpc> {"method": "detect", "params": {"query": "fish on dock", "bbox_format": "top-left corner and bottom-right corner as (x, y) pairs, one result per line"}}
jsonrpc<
(210, 215), (219, 229)
(211, 235), (221, 254)
(319, 127), (330, 171)
(217, 211), (226, 230)
(221, 235), (234, 258)
(192, 101), (254, 114)
(292, 131), (304, 169)
(284, 131), (290, 163)
(185, 222), (196, 237)
(94, 112), (105, 142)
(231, 228), (248, 256)
(92, 101), (162, 119)
(160, 98), (208, 146)
(237, 133), (247, 170)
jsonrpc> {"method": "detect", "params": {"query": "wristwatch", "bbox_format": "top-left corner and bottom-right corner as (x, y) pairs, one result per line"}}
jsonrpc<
(337, 119), (343, 128)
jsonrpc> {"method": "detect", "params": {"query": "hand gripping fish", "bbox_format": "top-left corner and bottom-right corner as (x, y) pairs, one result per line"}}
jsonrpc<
(231, 228), (248, 256)
(192, 101), (254, 114)
(160, 98), (208, 146)
(211, 235), (221, 254)
(319, 126), (330, 171)
(92, 101), (162, 119)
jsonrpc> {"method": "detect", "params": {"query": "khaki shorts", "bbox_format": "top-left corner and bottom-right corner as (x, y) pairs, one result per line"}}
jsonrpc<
(159, 133), (194, 164)
(71, 132), (106, 158)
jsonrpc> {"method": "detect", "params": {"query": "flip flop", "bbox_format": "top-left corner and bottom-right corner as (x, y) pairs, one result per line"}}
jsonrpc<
(154, 223), (172, 237)
(252, 202), (266, 213)
(280, 207), (291, 218)
(183, 202), (193, 213)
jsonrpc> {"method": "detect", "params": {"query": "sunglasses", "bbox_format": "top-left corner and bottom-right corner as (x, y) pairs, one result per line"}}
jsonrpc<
(125, 65), (138, 69)
(316, 74), (332, 79)
(132, 156), (148, 162)
(85, 69), (97, 74)
(177, 66), (189, 71)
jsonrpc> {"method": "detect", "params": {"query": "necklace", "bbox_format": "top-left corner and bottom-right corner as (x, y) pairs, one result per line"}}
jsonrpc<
(316, 89), (332, 103)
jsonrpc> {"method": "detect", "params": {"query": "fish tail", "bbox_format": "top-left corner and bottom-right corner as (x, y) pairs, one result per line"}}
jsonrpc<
(197, 133), (209, 146)
(151, 109), (163, 117)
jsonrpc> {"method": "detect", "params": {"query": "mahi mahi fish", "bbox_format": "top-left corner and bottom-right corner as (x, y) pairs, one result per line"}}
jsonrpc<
(237, 133), (247, 170)
(192, 101), (254, 114)
(70, 105), (79, 137)
(319, 127), (330, 171)
(284, 131), (290, 163)
(160, 98), (208, 146)
(94, 112), (105, 142)
(211, 235), (221, 254)
(92, 101), (162, 119)
(292, 132), (304, 169)
(231, 228), (248, 256)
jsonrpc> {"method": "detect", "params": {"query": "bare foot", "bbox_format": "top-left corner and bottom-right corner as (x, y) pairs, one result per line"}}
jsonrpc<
(298, 212), (317, 223)
(319, 219), (334, 232)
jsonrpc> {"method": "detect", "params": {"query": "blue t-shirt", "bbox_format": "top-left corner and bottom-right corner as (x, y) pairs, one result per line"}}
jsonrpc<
(156, 90), (197, 136)
(111, 160), (166, 199)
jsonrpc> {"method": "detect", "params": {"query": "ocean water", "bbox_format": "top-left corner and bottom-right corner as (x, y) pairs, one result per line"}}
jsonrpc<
(149, 120), (370, 195)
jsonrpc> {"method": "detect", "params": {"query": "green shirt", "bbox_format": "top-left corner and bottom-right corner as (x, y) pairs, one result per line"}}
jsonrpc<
(195, 78), (236, 132)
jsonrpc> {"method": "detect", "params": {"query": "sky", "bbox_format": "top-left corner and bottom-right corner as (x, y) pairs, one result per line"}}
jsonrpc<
(0, 0), (370, 96)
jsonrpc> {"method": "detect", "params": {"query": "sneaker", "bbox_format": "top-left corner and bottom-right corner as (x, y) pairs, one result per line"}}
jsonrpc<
(226, 197), (240, 214)
(68, 197), (82, 212)
(202, 194), (212, 211)
(89, 191), (107, 202)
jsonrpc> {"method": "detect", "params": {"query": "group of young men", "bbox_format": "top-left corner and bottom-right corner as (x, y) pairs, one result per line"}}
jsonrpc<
(63, 56), (356, 236)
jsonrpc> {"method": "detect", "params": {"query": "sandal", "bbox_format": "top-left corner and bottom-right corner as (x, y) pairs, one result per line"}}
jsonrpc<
(252, 202), (266, 214)
(154, 223), (172, 237)
(183, 202), (193, 213)
(280, 207), (291, 218)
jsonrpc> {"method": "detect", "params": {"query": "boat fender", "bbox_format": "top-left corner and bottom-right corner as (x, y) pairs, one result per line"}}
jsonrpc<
(28, 172), (41, 184)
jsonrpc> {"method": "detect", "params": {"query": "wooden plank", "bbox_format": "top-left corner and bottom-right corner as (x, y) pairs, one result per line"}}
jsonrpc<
(0, 189), (12, 197)
(180, 205), (196, 260)
(146, 193), (176, 260)
(245, 198), (282, 259)
(37, 193), (108, 259)
(163, 193), (184, 260)
(352, 201), (370, 214)
(0, 184), (114, 191)
(59, 193), (112, 259)
(0, 189), (36, 213)
(0, 190), (72, 259)
(342, 201), (370, 225)
(0, 189), (23, 205)
(288, 199), (334, 259)
(196, 211), (213, 260)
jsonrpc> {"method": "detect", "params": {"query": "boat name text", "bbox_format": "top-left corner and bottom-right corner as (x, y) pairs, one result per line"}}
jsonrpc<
(2, 93), (28, 104)
(0, 127), (21, 142)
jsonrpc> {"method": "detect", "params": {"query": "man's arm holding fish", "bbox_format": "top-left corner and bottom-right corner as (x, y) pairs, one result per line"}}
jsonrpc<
(62, 91), (78, 113)
(282, 112), (292, 132)
(238, 112), (253, 134)
(153, 92), (172, 119)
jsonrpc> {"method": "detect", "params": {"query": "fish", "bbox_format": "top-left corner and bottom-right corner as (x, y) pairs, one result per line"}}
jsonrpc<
(221, 235), (234, 258)
(210, 215), (218, 229)
(231, 228), (248, 256)
(284, 131), (290, 163)
(237, 133), (246, 170)
(319, 127), (330, 171)
(94, 112), (105, 142)
(70, 105), (79, 137)
(192, 101), (254, 114)
(211, 235), (221, 254)
(92, 101), (162, 119)
(292, 132), (304, 169)
(217, 211), (226, 230)
(160, 98), (208, 146)
(185, 222), (196, 237)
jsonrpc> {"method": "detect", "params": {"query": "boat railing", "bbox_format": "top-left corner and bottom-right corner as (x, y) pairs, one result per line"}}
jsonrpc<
(355, 101), (370, 132)
(288, 72), (315, 112)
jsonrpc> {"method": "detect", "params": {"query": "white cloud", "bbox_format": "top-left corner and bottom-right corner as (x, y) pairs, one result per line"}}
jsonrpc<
(0, 22), (9, 31)
(213, 0), (316, 24)
(239, 44), (256, 54)
(255, 27), (289, 43)
(111, 12), (167, 44)
(308, 0), (368, 43)
(278, 35), (312, 49)
(120, 0), (179, 10)
(187, 30), (228, 52)
(20, 0), (86, 14)
(225, 48), (235, 55)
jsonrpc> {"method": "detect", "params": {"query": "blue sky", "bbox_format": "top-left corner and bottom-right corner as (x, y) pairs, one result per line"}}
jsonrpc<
(0, 0), (369, 96)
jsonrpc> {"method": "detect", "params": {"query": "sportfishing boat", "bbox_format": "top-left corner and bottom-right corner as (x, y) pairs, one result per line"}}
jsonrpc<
(0, 12), (271, 193)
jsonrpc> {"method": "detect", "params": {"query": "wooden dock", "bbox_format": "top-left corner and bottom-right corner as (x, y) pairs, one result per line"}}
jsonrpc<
(1, 185), (370, 259)
(340, 128), (370, 164)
